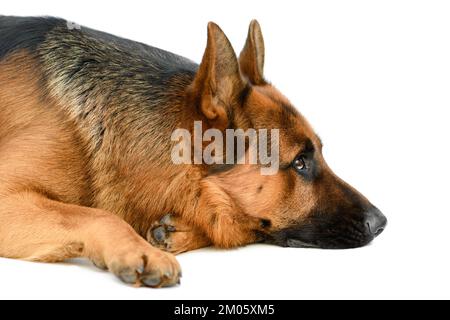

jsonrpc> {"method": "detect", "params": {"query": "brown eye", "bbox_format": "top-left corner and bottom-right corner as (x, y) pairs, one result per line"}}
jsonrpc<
(293, 156), (306, 172)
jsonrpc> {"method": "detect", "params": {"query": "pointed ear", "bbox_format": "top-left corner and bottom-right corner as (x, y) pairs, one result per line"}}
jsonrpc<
(239, 20), (266, 85)
(190, 22), (246, 129)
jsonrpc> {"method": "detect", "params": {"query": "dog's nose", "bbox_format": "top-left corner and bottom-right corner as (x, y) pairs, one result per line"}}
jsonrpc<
(364, 207), (387, 237)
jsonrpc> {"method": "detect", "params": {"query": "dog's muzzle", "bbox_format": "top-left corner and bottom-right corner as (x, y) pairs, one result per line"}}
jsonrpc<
(264, 206), (387, 249)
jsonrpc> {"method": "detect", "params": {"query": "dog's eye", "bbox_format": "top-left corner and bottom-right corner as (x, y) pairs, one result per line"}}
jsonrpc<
(293, 156), (306, 172)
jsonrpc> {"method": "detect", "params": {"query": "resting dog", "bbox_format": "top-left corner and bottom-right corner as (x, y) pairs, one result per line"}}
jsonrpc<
(0, 16), (387, 287)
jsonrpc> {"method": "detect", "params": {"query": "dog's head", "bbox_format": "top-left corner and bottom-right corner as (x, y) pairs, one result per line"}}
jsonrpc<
(186, 21), (386, 249)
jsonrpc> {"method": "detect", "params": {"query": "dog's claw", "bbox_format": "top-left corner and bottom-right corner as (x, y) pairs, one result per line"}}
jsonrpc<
(142, 275), (162, 287)
(153, 226), (167, 242)
(160, 214), (173, 225)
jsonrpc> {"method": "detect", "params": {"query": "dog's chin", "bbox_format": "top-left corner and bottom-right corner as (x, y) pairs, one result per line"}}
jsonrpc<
(286, 239), (320, 248)
(283, 237), (374, 249)
(262, 231), (376, 249)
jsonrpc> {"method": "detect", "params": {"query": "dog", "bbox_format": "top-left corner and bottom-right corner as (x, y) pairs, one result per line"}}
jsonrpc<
(0, 16), (387, 288)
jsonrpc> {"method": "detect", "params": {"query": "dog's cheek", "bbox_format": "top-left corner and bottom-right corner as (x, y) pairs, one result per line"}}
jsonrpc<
(229, 172), (288, 226)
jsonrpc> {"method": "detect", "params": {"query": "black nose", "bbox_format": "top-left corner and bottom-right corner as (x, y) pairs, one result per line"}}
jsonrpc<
(364, 207), (387, 237)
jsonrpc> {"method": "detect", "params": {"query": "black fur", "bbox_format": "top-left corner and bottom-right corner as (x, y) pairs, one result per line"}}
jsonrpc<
(264, 201), (375, 249)
(82, 26), (199, 73)
(0, 16), (62, 59)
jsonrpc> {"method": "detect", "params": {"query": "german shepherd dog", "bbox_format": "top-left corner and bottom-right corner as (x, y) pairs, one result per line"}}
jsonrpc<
(0, 16), (387, 288)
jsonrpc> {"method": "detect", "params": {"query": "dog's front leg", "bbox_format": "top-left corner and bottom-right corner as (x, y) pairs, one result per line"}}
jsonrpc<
(146, 205), (266, 253)
(0, 191), (181, 287)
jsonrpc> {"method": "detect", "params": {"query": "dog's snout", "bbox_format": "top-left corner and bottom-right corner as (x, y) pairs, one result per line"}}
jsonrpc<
(364, 207), (387, 237)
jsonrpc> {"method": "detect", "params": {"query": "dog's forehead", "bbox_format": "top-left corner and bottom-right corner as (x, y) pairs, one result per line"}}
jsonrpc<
(249, 85), (317, 143)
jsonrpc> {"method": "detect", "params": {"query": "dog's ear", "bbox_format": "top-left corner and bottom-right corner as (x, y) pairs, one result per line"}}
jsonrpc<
(190, 22), (246, 129)
(239, 20), (266, 85)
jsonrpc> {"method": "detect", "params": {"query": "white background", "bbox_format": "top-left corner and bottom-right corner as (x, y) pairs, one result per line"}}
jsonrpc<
(1, 0), (450, 300)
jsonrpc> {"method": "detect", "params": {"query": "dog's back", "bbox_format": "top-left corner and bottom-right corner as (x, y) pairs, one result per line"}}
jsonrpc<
(0, 16), (198, 101)
(1, 16), (198, 152)
(0, 16), (62, 59)
(0, 15), (196, 68)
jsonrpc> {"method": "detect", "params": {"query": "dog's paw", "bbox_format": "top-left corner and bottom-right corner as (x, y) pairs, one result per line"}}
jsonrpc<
(107, 244), (181, 288)
(147, 214), (211, 254)
(147, 214), (177, 251)
(89, 219), (182, 288)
